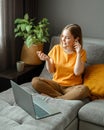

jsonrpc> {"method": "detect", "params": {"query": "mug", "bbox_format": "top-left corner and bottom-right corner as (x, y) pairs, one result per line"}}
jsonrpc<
(16, 61), (24, 72)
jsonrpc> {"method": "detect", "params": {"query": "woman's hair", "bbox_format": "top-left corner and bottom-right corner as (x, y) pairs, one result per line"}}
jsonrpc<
(60, 24), (83, 46)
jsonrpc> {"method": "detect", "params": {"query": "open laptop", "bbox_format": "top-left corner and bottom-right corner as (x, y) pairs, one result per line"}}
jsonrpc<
(10, 80), (61, 119)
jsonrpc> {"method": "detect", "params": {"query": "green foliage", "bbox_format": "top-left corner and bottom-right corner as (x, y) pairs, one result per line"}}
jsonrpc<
(14, 13), (50, 47)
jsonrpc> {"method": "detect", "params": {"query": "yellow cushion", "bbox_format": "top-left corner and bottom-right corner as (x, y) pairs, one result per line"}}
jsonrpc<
(83, 64), (104, 100)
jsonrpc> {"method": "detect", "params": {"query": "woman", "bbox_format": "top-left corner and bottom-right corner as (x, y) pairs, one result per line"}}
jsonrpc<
(32, 24), (90, 100)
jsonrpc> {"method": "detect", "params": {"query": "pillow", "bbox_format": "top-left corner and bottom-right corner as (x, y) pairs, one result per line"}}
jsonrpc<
(83, 43), (104, 65)
(83, 64), (104, 100)
(49, 36), (60, 50)
(39, 36), (59, 79)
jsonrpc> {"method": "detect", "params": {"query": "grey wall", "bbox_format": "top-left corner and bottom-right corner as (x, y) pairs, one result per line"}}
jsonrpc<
(38, 0), (104, 39)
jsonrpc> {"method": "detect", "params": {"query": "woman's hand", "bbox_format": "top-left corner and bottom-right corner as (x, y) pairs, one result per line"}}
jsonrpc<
(74, 41), (81, 53)
(37, 51), (55, 73)
(36, 51), (50, 61)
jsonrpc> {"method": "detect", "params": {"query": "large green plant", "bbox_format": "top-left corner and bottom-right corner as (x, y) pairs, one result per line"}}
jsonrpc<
(14, 13), (50, 47)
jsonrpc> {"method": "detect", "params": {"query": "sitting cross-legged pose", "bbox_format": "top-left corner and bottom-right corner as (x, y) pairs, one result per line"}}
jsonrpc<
(32, 24), (90, 100)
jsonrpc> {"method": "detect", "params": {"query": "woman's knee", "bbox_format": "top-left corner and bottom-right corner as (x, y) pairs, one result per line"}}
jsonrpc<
(31, 77), (40, 89)
(74, 85), (89, 99)
(83, 85), (90, 96)
(75, 85), (90, 98)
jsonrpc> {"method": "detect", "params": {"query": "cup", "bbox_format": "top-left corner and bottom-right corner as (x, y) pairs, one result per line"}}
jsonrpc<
(16, 61), (24, 72)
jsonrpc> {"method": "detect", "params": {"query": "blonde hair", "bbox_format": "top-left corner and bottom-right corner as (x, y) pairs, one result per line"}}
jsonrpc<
(60, 24), (83, 47)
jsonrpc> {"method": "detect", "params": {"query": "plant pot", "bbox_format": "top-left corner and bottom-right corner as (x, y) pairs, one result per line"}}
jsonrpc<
(21, 43), (44, 65)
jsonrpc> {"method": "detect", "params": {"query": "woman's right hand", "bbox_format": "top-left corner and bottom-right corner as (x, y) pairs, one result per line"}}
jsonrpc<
(36, 51), (50, 61)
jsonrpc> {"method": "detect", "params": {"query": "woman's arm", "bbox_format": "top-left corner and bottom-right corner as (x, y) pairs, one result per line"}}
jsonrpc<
(74, 41), (85, 75)
(37, 51), (55, 73)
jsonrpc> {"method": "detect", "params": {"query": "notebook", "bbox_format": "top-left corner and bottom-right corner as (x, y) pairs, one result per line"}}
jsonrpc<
(10, 80), (61, 119)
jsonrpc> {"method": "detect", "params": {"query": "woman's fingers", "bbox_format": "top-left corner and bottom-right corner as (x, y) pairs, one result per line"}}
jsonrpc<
(36, 51), (48, 61)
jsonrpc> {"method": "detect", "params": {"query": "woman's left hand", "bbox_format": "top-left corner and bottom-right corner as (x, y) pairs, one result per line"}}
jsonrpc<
(74, 41), (81, 53)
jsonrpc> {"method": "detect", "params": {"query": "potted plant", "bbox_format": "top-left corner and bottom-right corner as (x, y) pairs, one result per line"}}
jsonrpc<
(14, 13), (50, 65)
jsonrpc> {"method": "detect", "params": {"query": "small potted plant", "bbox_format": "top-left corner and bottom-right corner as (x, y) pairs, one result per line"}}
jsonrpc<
(14, 13), (50, 65)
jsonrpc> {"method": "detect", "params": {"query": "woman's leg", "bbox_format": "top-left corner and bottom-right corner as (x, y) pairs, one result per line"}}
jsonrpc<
(32, 77), (63, 97)
(57, 85), (90, 100)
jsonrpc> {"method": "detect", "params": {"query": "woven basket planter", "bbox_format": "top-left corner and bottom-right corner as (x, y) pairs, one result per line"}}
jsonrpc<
(21, 43), (43, 65)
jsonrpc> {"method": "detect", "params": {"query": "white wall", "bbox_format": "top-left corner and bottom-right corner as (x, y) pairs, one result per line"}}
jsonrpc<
(38, 0), (104, 39)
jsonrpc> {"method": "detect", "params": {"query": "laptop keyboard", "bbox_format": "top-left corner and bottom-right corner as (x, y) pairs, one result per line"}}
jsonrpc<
(34, 103), (49, 118)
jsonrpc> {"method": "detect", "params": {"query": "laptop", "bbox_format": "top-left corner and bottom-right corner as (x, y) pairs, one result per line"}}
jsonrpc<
(10, 80), (61, 119)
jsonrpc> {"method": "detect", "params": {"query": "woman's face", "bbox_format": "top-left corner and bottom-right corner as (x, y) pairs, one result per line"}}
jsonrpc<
(61, 29), (77, 51)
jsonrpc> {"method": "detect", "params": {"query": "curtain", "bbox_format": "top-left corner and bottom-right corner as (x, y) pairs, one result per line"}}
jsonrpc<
(0, 0), (15, 71)
(0, 0), (36, 72)
(0, 0), (8, 71)
(0, 0), (24, 72)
